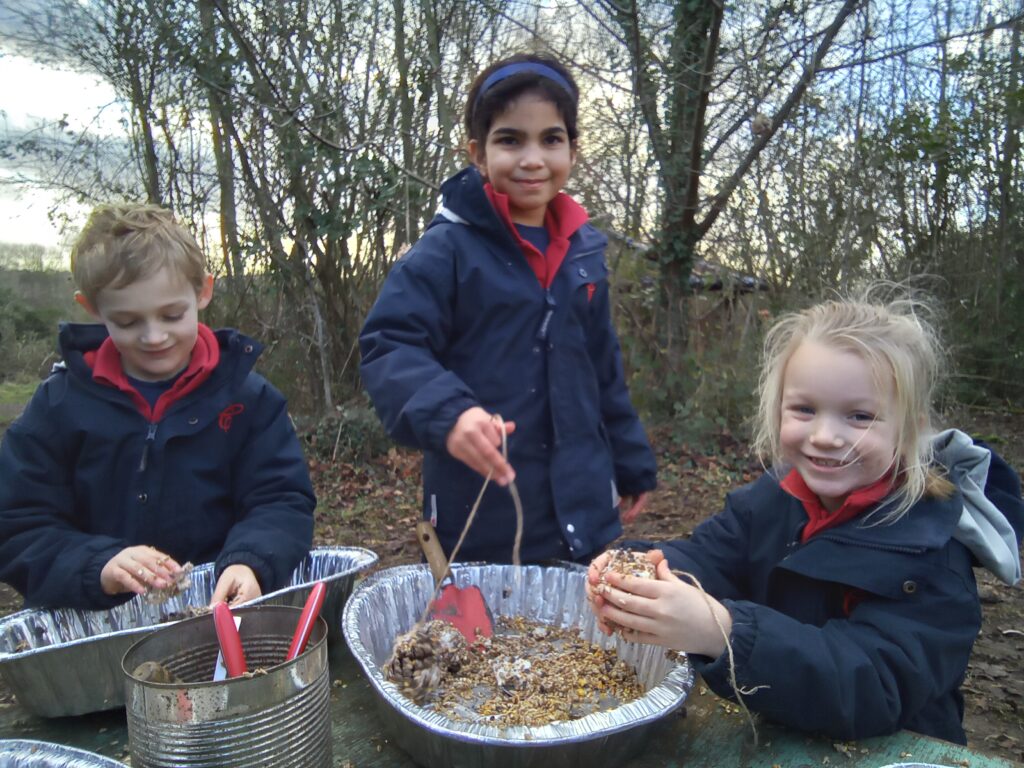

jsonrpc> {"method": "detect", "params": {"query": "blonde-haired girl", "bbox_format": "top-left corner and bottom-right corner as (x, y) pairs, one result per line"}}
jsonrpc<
(587, 291), (1022, 743)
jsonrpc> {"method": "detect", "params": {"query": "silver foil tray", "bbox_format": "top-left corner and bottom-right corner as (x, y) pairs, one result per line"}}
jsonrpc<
(342, 563), (694, 768)
(0, 740), (126, 767)
(0, 546), (377, 717)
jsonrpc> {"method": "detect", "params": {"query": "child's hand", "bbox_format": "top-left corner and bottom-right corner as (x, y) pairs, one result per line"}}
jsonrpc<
(100, 545), (182, 597)
(620, 492), (650, 523)
(586, 551), (614, 634)
(446, 407), (517, 486)
(210, 564), (261, 607)
(586, 549), (664, 634)
(594, 558), (733, 658)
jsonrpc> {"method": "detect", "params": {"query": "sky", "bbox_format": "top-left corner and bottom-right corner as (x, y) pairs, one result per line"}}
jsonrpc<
(0, 50), (124, 251)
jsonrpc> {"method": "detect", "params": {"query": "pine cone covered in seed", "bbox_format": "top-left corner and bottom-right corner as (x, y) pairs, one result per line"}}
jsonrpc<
(595, 549), (657, 634)
(144, 562), (194, 605)
(385, 620), (469, 704)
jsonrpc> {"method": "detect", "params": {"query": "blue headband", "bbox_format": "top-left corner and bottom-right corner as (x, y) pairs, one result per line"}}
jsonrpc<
(474, 62), (575, 110)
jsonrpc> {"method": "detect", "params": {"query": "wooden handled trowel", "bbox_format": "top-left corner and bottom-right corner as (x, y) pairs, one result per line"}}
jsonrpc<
(416, 521), (493, 643)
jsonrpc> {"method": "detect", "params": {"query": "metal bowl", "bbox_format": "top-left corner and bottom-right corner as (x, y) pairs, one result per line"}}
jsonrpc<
(0, 740), (126, 767)
(0, 546), (377, 717)
(342, 563), (694, 768)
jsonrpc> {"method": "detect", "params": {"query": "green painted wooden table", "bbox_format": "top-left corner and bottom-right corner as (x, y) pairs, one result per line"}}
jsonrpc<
(0, 643), (1017, 767)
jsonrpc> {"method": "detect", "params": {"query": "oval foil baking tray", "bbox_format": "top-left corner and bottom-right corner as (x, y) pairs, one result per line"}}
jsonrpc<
(343, 562), (694, 768)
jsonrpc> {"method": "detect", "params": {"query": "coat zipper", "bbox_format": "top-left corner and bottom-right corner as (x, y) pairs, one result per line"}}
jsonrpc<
(536, 290), (556, 341)
(537, 245), (600, 340)
(138, 423), (158, 472)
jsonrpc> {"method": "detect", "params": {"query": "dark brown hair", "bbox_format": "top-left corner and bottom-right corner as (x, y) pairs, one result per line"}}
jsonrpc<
(464, 53), (579, 148)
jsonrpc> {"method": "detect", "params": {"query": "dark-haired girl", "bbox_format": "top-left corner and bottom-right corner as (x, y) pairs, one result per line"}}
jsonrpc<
(359, 54), (656, 564)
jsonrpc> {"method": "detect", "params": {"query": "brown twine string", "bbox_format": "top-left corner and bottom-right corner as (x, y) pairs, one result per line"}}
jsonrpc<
(670, 569), (768, 746)
(417, 414), (523, 626)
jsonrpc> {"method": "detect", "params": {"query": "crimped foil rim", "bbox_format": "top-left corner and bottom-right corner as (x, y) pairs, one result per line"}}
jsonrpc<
(0, 739), (126, 767)
(342, 563), (694, 747)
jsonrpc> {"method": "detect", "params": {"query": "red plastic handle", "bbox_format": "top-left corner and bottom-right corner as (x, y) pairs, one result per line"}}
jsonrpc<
(286, 581), (326, 661)
(213, 602), (247, 678)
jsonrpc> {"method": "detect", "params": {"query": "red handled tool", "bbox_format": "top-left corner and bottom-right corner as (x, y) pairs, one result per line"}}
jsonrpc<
(286, 581), (327, 661)
(416, 521), (493, 643)
(212, 601), (247, 678)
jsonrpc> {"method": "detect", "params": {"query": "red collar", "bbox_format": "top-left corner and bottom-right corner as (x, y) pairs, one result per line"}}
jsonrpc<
(781, 469), (894, 542)
(483, 183), (589, 289)
(83, 323), (220, 422)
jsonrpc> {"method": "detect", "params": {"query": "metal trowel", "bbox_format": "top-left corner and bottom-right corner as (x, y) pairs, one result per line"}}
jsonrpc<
(415, 521), (494, 643)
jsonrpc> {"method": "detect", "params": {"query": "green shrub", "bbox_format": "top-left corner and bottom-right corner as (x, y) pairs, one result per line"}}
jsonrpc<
(301, 398), (393, 462)
(0, 324), (58, 384)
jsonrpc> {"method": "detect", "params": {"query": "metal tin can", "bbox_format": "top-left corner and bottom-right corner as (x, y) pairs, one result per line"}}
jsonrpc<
(122, 605), (330, 767)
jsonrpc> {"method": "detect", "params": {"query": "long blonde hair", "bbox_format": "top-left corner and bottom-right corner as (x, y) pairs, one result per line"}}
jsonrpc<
(752, 286), (953, 521)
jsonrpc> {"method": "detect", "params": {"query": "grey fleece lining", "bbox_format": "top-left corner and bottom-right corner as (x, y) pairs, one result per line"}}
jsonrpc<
(934, 429), (1021, 585)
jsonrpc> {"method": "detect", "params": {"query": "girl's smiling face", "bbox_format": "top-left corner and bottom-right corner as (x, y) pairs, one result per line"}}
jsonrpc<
(779, 340), (900, 511)
(468, 92), (576, 226)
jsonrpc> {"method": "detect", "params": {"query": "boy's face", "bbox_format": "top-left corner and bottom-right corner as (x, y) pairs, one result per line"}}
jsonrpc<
(82, 266), (213, 382)
(779, 341), (899, 512)
(468, 93), (576, 227)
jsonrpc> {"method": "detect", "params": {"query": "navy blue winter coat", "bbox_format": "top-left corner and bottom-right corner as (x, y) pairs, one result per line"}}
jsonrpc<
(360, 167), (657, 563)
(626, 453), (1024, 744)
(0, 323), (315, 610)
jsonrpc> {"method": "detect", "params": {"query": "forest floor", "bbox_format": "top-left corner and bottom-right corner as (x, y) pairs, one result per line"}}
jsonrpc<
(0, 405), (1021, 763)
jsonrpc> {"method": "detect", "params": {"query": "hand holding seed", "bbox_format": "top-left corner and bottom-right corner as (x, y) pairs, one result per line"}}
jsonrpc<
(445, 407), (516, 486)
(587, 549), (659, 634)
(100, 545), (182, 597)
(591, 555), (733, 658)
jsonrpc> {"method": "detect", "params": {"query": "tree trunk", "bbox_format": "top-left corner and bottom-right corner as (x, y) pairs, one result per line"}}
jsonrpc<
(392, 0), (418, 247)
(198, 0), (243, 281)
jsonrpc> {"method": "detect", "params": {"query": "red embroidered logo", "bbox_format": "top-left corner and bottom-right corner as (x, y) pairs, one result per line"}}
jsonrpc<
(218, 404), (244, 432)
(586, 283), (596, 302)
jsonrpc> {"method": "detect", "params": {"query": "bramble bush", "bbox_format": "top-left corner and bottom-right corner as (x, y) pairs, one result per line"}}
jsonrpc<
(300, 398), (393, 463)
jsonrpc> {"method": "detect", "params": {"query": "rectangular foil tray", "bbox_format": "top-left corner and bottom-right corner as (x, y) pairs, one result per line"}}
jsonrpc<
(342, 563), (694, 768)
(0, 546), (377, 717)
(0, 739), (127, 767)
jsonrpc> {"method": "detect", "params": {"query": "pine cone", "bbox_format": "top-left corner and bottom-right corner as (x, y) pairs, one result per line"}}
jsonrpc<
(385, 620), (469, 704)
(144, 562), (194, 605)
(595, 549), (657, 634)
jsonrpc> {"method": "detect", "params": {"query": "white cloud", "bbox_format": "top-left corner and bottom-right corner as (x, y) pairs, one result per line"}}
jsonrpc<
(0, 171), (86, 254)
(0, 53), (124, 134)
(0, 52), (126, 249)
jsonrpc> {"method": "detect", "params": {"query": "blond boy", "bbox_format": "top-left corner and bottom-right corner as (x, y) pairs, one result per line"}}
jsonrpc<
(0, 204), (314, 609)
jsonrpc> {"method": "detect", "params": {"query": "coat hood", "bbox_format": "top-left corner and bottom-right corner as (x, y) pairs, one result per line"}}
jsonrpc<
(934, 428), (1021, 585)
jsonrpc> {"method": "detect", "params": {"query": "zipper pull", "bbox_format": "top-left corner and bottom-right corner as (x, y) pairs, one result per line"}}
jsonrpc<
(138, 423), (158, 472)
(536, 292), (556, 341)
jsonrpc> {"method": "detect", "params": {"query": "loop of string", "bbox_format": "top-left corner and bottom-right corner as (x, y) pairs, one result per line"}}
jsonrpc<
(418, 414), (523, 625)
(669, 568), (768, 746)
